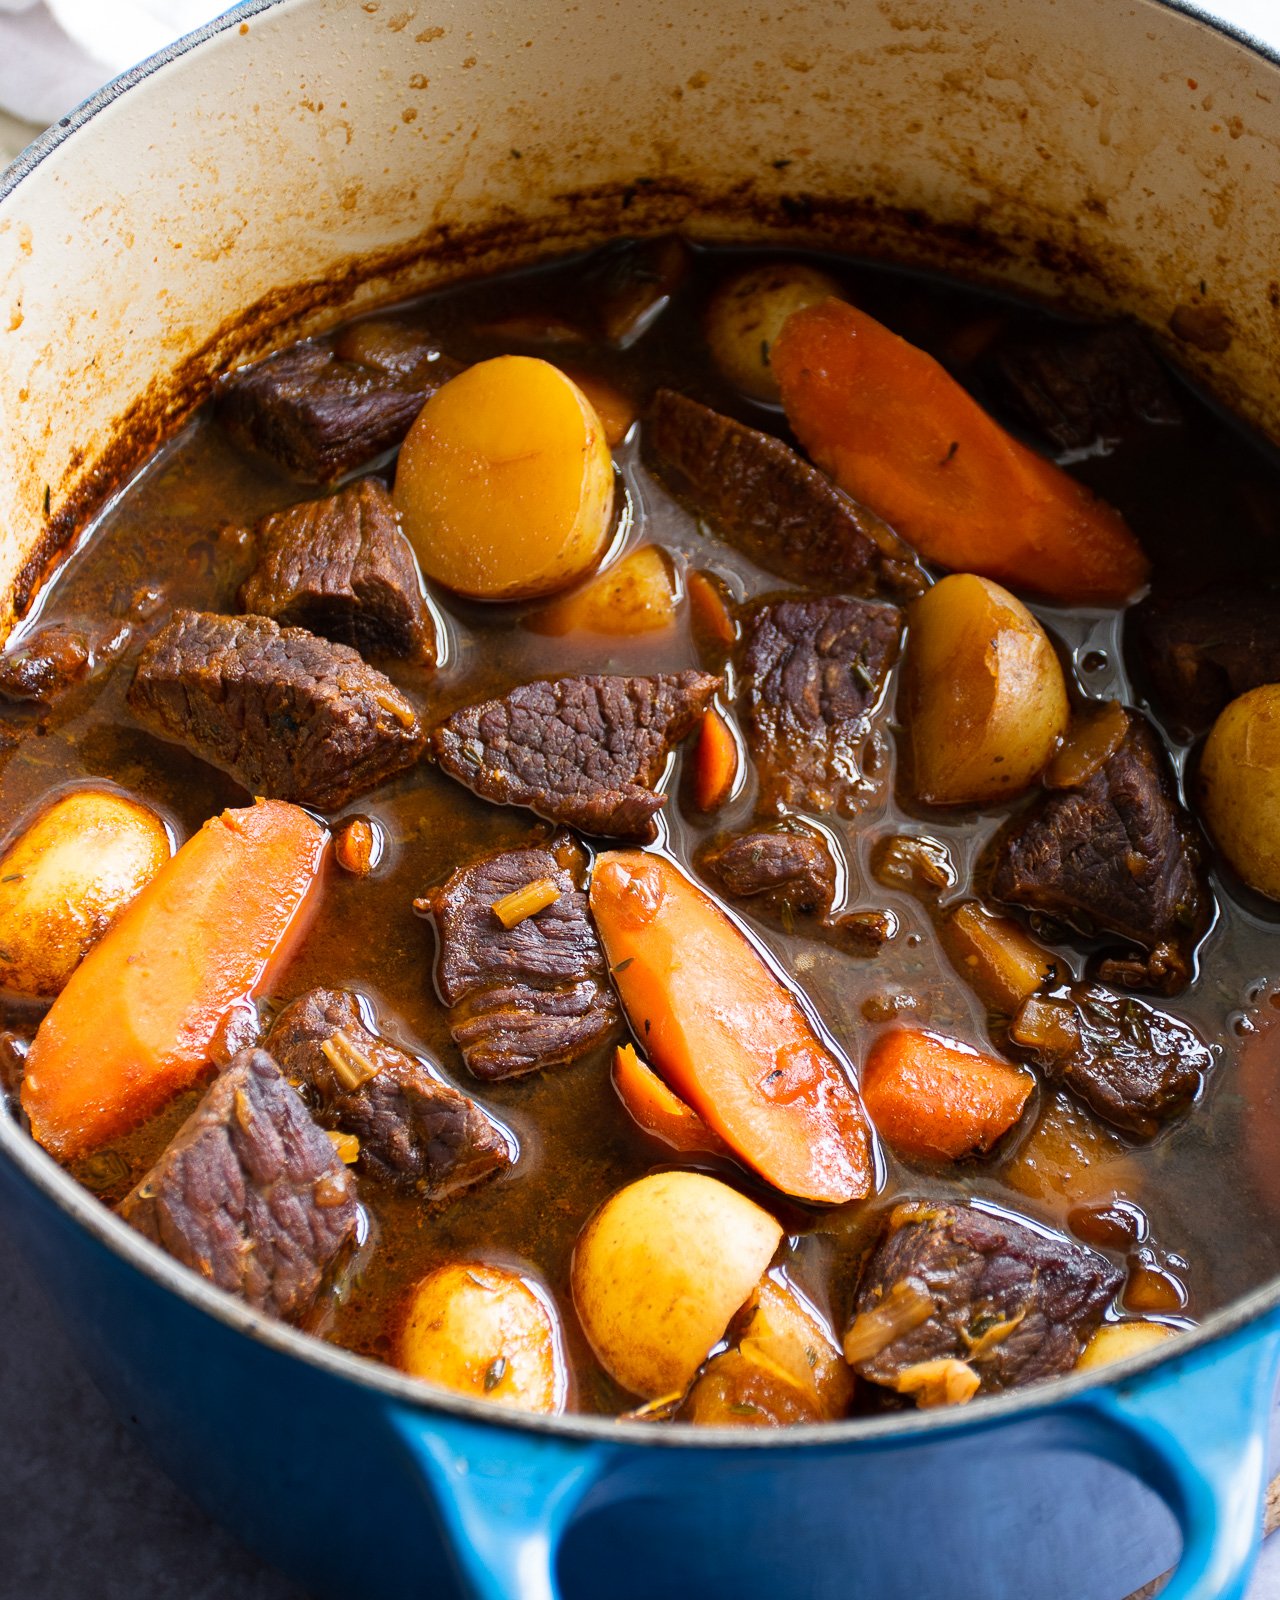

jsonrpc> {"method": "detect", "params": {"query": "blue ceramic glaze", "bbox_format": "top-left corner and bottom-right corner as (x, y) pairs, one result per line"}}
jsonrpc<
(4, 1109), (1278, 1600)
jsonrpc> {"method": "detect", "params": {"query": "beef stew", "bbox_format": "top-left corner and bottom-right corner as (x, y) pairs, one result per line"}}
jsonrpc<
(3, 238), (1279, 1426)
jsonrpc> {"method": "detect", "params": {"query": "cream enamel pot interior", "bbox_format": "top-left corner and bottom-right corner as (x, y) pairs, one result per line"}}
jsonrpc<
(1, 3), (1280, 1598)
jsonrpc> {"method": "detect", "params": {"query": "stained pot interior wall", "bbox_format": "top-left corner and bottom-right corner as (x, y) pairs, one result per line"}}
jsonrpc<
(0, 0), (1275, 634)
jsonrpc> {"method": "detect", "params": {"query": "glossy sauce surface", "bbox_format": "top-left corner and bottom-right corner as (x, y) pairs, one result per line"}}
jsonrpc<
(4, 243), (1280, 1413)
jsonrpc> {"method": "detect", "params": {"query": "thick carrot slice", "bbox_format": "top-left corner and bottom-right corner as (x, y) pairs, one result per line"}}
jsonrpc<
(771, 299), (1150, 605)
(692, 707), (739, 812)
(590, 851), (874, 1203)
(612, 1043), (728, 1156)
(22, 799), (327, 1161)
(861, 1029), (1033, 1164)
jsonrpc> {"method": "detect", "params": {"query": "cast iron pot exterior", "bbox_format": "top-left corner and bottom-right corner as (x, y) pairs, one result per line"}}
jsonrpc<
(1, 3), (1279, 1597)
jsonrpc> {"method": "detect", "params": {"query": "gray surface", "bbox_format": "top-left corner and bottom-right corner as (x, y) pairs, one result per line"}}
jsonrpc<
(0, 1218), (309, 1600)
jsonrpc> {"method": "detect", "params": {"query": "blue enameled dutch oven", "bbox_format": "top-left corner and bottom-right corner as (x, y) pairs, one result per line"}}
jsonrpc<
(0, 1), (1278, 1595)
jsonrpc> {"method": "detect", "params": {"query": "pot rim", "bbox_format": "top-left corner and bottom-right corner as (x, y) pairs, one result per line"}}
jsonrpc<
(1, 0), (1278, 1451)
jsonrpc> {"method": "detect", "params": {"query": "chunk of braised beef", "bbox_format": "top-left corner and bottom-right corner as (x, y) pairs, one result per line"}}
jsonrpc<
(432, 671), (719, 841)
(699, 825), (837, 919)
(1010, 985), (1209, 1139)
(427, 840), (621, 1081)
(117, 1048), (358, 1323)
(331, 317), (458, 385)
(739, 595), (901, 816)
(989, 711), (1206, 987)
(1129, 585), (1280, 731)
(992, 321), (1182, 453)
(267, 987), (510, 1196)
(584, 235), (690, 346)
(216, 336), (463, 483)
(127, 609), (424, 811)
(646, 389), (920, 595)
(238, 479), (435, 663)
(0, 623), (92, 705)
(847, 1200), (1121, 1399)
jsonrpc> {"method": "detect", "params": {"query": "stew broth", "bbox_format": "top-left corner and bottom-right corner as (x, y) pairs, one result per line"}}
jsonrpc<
(5, 240), (1280, 1416)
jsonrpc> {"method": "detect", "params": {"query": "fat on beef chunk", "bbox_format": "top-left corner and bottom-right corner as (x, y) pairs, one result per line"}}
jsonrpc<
(1130, 585), (1280, 731)
(217, 335), (463, 483)
(0, 623), (91, 705)
(432, 671), (719, 841)
(740, 595), (901, 816)
(117, 1048), (357, 1323)
(428, 841), (620, 1081)
(847, 1200), (1121, 1399)
(267, 988), (510, 1195)
(128, 610), (424, 811)
(992, 321), (1182, 453)
(1010, 985), (1210, 1138)
(989, 710), (1206, 987)
(239, 479), (435, 663)
(699, 825), (837, 918)
(647, 389), (920, 595)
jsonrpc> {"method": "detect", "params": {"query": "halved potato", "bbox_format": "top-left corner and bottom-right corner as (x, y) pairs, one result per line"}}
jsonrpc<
(0, 788), (171, 997)
(528, 545), (676, 637)
(903, 573), (1068, 806)
(1076, 1320), (1177, 1371)
(1198, 684), (1280, 900)
(572, 1170), (782, 1400)
(705, 264), (842, 401)
(398, 1261), (566, 1413)
(394, 355), (615, 600)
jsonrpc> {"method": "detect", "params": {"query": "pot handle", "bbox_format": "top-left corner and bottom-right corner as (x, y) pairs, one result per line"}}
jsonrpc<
(387, 1403), (614, 1600)
(1066, 1315), (1280, 1600)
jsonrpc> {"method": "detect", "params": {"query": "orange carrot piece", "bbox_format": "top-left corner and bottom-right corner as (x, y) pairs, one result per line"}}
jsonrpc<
(686, 569), (737, 650)
(861, 1028), (1033, 1164)
(590, 851), (874, 1203)
(771, 299), (1150, 606)
(22, 799), (327, 1160)
(612, 1043), (728, 1156)
(692, 708), (739, 812)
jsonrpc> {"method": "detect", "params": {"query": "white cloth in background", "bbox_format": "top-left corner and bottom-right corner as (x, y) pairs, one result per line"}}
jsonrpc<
(0, 0), (229, 125)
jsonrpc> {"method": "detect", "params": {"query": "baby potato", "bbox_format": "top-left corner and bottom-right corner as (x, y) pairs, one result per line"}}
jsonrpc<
(572, 1170), (782, 1400)
(904, 573), (1069, 805)
(0, 788), (171, 997)
(1076, 1319), (1177, 1372)
(528, 545), (676, 638)
(398, 1261), (566, 1413)
(393, 355), (615, 601)
(1198, 685), (1280, 900)
(704, 263), (842, 401)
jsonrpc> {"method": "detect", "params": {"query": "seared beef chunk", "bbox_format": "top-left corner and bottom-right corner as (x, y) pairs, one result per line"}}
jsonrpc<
(118, 1048), (357, 1323)
(217, 335), (462, 483)
(0, 623), (91, 704)
(267, 988), (510, 1195)
(331, 316), (458, 383)
(128, 610), (424, 811)
(847, 1200), (1121, 1399)
(1130, 585), (1280, 731)
(699, 825), (837, 919)
(432, 671), (719, 841)
(239, 479), (435, 663)
(989, 711), (1206, 986)
(1010, 985), (1209, 1138)
(993, 322), (1182, 453)
(647, 389), (919, 594)
(584, 236), (690, 346)
(428, 841), (621, 1081)
(740, 596), (901, 815)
